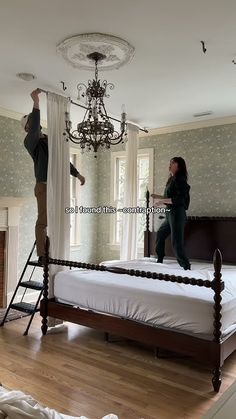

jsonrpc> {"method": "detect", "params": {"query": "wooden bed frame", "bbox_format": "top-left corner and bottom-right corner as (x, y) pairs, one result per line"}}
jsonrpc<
(40, 192), (236, 393)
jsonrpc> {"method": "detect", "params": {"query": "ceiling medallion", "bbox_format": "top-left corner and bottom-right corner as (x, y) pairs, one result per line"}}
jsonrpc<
(57, 33), (135, 71)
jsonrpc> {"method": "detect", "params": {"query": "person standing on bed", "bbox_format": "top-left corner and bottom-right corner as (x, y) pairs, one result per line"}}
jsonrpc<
(21, 88), (85, 265)
(151, 157), (191, 270)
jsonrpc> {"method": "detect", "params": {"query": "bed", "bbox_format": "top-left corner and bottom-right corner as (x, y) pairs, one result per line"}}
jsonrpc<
(40, 191), (236, 392)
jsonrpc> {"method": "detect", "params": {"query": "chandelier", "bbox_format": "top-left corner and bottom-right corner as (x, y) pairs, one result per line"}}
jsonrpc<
(64, 52), (127, 153)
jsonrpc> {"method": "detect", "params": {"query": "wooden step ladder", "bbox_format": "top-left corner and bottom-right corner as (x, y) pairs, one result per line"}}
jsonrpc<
(0, 242), (44, 335)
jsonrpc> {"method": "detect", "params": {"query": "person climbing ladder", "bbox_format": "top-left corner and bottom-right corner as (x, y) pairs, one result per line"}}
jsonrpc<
(21, 89), (85, 264)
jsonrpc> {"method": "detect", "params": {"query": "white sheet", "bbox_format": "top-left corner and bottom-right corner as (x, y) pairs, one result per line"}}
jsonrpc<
(54, 259), (236, 340)
(0, 386), (118, 419)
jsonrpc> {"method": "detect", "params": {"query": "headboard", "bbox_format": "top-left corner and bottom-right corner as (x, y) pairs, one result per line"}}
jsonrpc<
(144, 191), (236, 264)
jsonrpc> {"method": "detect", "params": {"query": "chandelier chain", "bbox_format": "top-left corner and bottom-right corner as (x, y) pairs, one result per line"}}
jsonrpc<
(95, 59), (98, 81)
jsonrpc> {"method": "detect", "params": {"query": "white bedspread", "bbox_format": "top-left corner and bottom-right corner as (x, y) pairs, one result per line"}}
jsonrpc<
(54, 258), (236, 340)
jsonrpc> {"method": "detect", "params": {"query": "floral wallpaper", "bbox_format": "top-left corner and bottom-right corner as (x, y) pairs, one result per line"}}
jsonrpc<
(0, 114), (36, 281)
(1, 113), (236, 271)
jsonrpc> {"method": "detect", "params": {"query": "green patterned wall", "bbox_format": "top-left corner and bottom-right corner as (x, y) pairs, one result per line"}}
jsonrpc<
(0, 115), (36, 277)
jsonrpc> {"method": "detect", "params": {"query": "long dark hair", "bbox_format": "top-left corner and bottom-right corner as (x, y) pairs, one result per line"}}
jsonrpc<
(166, 156), (188, 184)
(172, 157), (188, 180)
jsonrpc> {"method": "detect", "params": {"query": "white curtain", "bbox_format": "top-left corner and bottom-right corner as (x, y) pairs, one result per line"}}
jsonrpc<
(120, 124), (139, 261)
(47, 93), (70, 312)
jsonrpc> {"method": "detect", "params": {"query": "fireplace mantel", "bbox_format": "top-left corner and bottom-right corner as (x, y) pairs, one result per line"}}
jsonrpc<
(0, 197), (27, 228)
(0, 197), (26, 207)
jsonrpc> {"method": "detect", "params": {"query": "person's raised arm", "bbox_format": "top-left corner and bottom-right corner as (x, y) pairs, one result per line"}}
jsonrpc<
(24, 89), (42, 155)
(70, 162), (85, 186)
(31, 88), (41, 110)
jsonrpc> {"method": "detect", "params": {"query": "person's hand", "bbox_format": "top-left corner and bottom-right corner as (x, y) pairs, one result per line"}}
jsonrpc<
(154, 199), (165, 208)
(77, 174), (85, 185)
(30, 89), (42, 107)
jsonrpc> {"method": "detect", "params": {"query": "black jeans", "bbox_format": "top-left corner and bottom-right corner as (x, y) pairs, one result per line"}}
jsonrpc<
(155, 207), (190, 269)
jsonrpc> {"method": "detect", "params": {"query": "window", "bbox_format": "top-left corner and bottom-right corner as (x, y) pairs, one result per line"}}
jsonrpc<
(70, 148), (81, 246)
(110, 148), (153, 246)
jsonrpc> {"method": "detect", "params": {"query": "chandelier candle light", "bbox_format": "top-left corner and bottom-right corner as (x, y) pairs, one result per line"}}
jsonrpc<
(64, 52), (127, 154)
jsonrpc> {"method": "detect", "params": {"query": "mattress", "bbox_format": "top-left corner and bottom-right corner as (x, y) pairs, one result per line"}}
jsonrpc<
(54, 258), (236, 340)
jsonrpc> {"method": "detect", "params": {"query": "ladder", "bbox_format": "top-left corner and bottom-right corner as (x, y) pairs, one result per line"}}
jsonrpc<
(0, 242), (44, 335)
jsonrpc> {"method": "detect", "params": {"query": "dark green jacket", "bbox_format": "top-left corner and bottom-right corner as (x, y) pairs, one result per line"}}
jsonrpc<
(164, 176), (190, 210)
(24, 108), (79, 182)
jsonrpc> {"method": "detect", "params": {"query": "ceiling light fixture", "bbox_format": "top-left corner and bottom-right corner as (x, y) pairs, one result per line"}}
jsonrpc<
(17, 72), (36, 81)
(64, 52), (127, 153)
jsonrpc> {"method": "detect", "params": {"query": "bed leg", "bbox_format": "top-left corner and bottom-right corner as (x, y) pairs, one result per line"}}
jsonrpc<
(104, 332), (109, 342)
(212, 367), (221, 392)
(154, 347), (160, 358)
(41, 318), (48, 335)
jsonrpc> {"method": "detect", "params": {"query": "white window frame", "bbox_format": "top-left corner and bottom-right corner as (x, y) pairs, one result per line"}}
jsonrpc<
(109, 148), (154, 249)
(70, 147), (81, 247)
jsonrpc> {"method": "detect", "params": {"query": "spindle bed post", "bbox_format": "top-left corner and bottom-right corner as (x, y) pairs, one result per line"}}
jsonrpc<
(211, 248), (224, 392)
(144, 189), (150, 257)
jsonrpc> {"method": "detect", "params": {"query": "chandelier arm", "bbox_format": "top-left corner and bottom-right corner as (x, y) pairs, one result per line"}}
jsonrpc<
(77, 83), (88, 100)
(77, 83), (87, 90)
(64, 129), (82, 142)
(67, 137), (83, 145)
(65, 126), (97, 147)
(109, 138), (125, 145)
(106, 129), (127, 145)
(102, 81), (114, 97)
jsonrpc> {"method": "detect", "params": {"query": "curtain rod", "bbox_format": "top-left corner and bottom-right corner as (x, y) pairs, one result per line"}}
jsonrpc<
(39, 88), (148, 133)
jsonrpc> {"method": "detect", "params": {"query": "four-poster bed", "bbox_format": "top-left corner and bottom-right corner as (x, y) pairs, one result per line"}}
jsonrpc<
(40, 191), (236, 392)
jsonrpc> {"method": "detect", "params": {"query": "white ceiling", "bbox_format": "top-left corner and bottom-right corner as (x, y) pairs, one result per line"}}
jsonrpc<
(1, 0), (236, 128)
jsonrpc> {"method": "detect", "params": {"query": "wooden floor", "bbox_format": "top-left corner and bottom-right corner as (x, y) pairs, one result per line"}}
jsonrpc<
(1, 316), (236, 419)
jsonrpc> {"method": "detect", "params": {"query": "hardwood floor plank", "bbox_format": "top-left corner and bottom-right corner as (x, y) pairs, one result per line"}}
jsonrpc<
(1, 315), (236, 418)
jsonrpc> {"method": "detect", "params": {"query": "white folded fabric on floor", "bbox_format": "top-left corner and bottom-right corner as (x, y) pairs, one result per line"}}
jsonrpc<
(0, 386), (118, 419)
